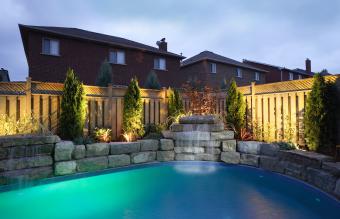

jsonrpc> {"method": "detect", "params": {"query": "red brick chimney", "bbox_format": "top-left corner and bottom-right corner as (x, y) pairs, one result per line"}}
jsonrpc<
(305, 58), (311, 73)
(156, 38), (167, 51)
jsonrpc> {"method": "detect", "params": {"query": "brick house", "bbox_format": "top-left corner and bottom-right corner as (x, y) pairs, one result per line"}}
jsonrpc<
(19, 24), (185, 87)
(179, 51), (267, 88)
(243, 59), (314, 83)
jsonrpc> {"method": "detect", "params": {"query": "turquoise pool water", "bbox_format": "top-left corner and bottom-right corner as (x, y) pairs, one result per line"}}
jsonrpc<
(0, 162), (339, 219)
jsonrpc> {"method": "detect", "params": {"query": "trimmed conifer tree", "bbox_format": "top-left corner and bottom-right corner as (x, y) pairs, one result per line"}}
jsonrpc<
(225, 79), (246, 136)
(304, 73), (337, 151)
(123, 78), (144, 141)
(59, 69), (86, 140)
(167, 88), (184, 127)
(144, 70), (161, 89)
(95, 59), (112, 87)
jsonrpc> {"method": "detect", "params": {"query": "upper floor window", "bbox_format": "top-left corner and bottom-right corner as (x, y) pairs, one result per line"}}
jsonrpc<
(210, 62), (217, 73)
(289, 72), (294, 80)
(109, 50), (125, 64)
(42, 38), (59, 56)
(255, 72), (260, 81)
(154, 58), (166, 70)
(236, 68), (242, 78)
(298, 75), (302, 80)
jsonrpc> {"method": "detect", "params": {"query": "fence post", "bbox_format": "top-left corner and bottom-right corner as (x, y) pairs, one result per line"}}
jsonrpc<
(160, 87), (167, 123)
(25, 77), (32, 117)
(250, 82), (256, 127)
(108, 83), (113, 130)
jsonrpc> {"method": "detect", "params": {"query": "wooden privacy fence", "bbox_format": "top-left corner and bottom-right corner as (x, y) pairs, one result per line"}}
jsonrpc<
(0, 75), (339, 143)
(0, 78), (167, 140)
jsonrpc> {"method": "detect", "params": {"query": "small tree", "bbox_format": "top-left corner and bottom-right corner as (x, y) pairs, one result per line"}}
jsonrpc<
(59, 69), (86, 140)
(122, 78), (144, 141)
(144, 70), (161, 89)
(304, 74), (337, 151)
(225, 79), (246, 137)
(95, 59), (112, 87)
(167, 88), (184, 127)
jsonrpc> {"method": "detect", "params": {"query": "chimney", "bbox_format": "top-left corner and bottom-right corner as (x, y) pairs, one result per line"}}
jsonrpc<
(156, 38), (167, 51)
(305, 58), (311, 73)
(0, 68), (10, 82)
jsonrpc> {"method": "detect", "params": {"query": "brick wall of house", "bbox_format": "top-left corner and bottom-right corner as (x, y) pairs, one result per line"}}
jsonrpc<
(179, 60), (266, 88)
(27, 31), (182, 87)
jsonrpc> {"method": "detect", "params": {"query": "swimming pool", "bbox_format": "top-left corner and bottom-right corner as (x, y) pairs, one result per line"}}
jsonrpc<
(0, 161), (339, 219)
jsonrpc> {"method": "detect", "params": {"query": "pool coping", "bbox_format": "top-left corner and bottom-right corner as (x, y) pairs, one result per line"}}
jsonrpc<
(1, 161), (339, 205)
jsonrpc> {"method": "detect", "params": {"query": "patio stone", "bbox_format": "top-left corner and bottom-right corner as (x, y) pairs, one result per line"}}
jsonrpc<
(237, 141), (261, 155)
(279, 150), (334, 168)
(284, 162), (304, 180)
(139, 139), (159, 151)
(205, 147), (221, 155)
(131, 152), (156, 164)
(306, 167), (337, 193)
(86, 143), (109, 157)
(222, 140), (237, 152)
(0, 156), (53, 171)
(54, 141), (75, 161)
(55, 161), (76, 176)
(322, 162), (340, 176)
(173, 131), (211, 141)
(175, 154), (195, 161)
(334, 179), (340, 198)
(73, 145), (86, 159)
(174, 147), (205, 154)
(175, 140), (221, 147)
(161, 130), (174, 139)
(0, 148), (7, 160)
(77, 157), (108, 172)
(108, 154), (131, 168)
(240, 154), (259, 167)
(170, 123), (224, 132)
(160, 139), (174, 150)
(0, 166), (53, 185)
(157, 151), (175, 161)
(259, 156), (284, 173)
(221, 152), (240, 164)
(179, 115), (220, 124)
(260, 143), (279, 156)
(0, 135), (60, 147)
(195, 153), (220, 161)
(210, 131), (234, 140)
(110, 142), (140, 155)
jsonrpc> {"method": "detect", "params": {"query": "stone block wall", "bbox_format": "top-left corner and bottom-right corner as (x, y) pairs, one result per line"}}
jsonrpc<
(0, 135), (60, 185)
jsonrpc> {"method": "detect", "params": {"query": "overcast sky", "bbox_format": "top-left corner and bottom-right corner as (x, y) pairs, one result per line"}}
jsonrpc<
(1, 0), (340, 81)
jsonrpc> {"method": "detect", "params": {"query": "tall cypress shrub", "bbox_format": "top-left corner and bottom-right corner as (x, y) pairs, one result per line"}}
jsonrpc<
(225, 79), (246, 136)
(59, 69), (86, 140)
(95, 59), (112, 87)
(144, 70), (161, 89)
(123, 78), (144, 140)
(304, 74), (337, 151)
(167, 88), (184, 127)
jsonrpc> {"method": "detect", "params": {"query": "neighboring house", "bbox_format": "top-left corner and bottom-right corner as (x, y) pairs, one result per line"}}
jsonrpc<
(179, 51), (267, 88)
(243, 59), (314, 83)
(19, 24), (185, 87)
(0, 68), (10, 82)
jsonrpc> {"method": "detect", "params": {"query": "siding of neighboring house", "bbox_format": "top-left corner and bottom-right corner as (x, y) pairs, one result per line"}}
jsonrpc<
(243, 61), (311, 83)
(180, 60), (266, 88)
(23, 29), (183, 87)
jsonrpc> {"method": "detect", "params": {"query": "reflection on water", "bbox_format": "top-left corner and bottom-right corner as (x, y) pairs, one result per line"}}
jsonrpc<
(174, 164), (217, 175)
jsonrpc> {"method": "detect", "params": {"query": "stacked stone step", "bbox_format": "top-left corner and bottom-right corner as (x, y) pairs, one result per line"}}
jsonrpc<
(170, 115), (236, 161)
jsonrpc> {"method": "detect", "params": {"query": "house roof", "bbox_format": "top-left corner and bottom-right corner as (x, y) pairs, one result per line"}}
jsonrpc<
(243, 59), (314, 76)
(181, 51), (267, 72)
(19, 24), (185, 59)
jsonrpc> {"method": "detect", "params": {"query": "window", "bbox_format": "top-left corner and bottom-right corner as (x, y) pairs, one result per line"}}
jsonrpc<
(298, 75), (302, 80)
(289, 72), (294, 80)
(255, 72), (260, 81)
(154, 58), (166, 70)
(42, 38), (59, 56)
(236, 68), (242, 78)
(109, 50), (125, 64)
(210, 62), (217, 73)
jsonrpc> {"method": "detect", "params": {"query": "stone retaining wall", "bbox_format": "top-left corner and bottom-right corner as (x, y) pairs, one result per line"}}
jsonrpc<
(1, 135), (340, 200)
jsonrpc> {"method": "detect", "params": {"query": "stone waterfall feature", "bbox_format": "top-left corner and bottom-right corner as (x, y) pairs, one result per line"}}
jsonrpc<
(169, 115), (238, 162)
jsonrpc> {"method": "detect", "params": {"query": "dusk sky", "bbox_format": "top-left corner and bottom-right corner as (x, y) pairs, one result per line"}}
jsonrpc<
(1, 0), (340, 81)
